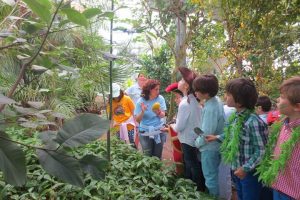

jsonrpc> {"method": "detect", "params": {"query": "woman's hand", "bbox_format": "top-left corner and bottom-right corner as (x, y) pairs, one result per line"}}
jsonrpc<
(135, 102), (147, 123)
(141, 102), (147, 112)
(154, 109), (165, 118)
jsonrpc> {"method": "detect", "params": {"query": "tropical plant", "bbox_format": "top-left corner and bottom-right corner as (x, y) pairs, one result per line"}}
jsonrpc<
(0, 113), (109, 187)
(0, 137), (215, 199)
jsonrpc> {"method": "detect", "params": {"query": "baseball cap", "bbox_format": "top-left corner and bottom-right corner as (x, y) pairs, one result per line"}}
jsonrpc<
(112, 83), (121, 98)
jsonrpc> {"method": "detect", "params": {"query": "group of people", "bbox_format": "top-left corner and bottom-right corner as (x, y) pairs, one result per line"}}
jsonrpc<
(107, 68), (300, 200)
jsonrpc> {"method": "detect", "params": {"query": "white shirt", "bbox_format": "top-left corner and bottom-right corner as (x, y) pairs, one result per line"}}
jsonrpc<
(125, 83), (142, 105)
(173, 94), (202, 147)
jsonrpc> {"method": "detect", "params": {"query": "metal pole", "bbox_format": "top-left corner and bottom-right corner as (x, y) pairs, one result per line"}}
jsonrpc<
(107, 0), (114, 162)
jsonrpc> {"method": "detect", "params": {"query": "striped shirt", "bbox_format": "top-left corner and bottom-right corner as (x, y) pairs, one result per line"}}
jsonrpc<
(220, 110), (268, 171)
(272, 118), (300, 199)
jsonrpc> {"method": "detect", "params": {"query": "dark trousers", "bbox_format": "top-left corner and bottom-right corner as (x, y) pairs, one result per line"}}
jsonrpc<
(273, 190), (294, 200)
(260, 186), (273, 200)
(232, 170), (263, 200)
(139, 133), (165, 159)
(181, 143), (206, 192)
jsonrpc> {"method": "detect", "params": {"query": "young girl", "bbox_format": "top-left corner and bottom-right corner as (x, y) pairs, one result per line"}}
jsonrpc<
(108, 83), (136, 146)
(171, 67), (205, 191)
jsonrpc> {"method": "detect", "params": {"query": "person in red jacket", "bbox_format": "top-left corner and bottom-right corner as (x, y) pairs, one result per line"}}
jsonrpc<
(164, 82), (184, 175)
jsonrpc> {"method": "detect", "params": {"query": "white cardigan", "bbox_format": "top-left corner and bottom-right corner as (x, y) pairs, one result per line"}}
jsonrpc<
(173, 94), (202, 147)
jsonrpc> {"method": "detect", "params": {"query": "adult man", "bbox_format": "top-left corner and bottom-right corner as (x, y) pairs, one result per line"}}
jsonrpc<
(125, 73), (147, 105)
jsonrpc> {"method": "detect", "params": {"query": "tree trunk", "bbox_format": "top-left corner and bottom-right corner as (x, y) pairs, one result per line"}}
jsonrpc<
(174, 11), (187, 68)
(168, 6), (187, 121)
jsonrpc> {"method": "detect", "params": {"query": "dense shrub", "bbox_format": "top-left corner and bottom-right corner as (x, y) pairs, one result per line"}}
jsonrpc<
(0, 132), (214, 199)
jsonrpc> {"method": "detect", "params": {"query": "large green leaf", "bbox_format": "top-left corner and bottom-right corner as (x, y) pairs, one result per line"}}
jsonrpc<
(80, 155), (108, 180)
(61, 8), (88, 27)
(36, 149), (84, 187)
(101, 11), (114, 20)
(0, 131), (26, 186)
(23, 0), (52, 23)
(38, 131), (57, 145)
(54, 113), (109, 148)
(83, 8), (102, 19)
(38, 0), (52, 10)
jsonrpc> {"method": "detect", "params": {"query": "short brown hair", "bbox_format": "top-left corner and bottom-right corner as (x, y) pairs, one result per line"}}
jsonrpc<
(280, 76), (300, 105)
(226, 78), (258, 109)
(193, 74), (219, 97)
(256, 96), (272, 112)
(141, 79), (160, 100)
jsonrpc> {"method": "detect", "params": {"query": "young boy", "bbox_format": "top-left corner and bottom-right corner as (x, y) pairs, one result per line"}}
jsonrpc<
(193, 74), (224, 197)
(206, 78), (268, 200)
(258, 76), (300, 200)
(256, 95), (272, 124)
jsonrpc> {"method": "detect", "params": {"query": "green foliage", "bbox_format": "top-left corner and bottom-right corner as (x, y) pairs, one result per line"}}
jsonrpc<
(191, 22), (226, 73)
(23, 0), (52, 23)
(0, 137), (215, 199)
(0, 131), (26, 187)
(139, 44), (173, 98)
(54, 113), (109, 148)
(61, 8), (88, 28)
(218, 0), (299, 94)
(83, 8), (102, 19)
(0, 114), (109, 187)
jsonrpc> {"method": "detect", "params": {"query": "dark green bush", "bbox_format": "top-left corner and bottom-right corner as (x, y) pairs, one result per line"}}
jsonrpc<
(0, 132), (214, 200)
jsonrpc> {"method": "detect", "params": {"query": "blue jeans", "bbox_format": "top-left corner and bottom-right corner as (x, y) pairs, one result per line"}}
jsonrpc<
(201, 150), (220, 196)
(116, 129), (136, 148)
(218, 161), (232, 200)
(273, 190), (294, 200)
(181, 143), (206, 192)
(232, 170), (262, 200)
(139, 133), (166, 159)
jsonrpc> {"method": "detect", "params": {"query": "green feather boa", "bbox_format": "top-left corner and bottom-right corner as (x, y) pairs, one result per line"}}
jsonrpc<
(256, 121), (300, 186)
(221, 109), (253, 164)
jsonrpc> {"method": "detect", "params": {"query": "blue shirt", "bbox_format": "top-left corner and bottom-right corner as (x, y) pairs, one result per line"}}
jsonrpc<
(195, 96), (225, 151)
(134, 95), (167, 131)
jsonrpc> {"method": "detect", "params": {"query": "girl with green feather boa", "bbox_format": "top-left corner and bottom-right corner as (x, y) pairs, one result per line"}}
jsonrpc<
(205, 78), (268, 200)
(256, 76), (300, 200)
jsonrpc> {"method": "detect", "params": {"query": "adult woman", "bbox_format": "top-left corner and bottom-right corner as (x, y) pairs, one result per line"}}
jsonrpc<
(172, 67), (205, 191)
(134, 79), (167, 159)
(108, 83), (136, 146)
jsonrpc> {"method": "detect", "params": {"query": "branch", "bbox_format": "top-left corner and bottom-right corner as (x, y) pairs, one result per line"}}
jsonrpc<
(143, 1), (175, 53)
(0, 135), (55, 151)
(0, 0), (64, 113)
(0, 42), (23, 51)
(210, 57), (223, 73)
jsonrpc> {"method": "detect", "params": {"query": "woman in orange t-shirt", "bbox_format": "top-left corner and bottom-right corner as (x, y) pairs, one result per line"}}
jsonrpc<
(107, 83), (136, 146)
